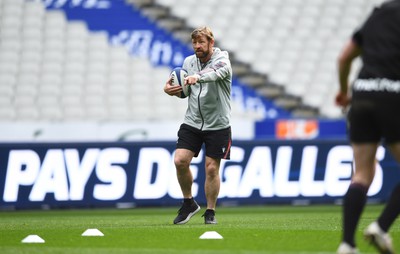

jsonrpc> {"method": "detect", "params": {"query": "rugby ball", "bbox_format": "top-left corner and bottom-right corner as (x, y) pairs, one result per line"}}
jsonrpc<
(170, 67), (190, 98)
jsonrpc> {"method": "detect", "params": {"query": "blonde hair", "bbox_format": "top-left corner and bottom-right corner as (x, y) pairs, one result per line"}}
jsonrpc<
(191, 26), (214, 41)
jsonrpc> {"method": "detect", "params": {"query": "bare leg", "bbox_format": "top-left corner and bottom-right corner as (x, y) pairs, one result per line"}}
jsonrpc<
(174, 148), (195, 199)
(172, 149), (201, 225)
(204, 156), (221, 210)
(351, 142), (379, 186)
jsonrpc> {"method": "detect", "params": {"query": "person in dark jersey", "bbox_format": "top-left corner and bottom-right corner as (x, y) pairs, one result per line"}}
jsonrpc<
(335, 1), (400, 253)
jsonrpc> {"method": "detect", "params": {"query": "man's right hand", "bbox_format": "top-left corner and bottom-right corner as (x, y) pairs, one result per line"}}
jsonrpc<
(164, 76), (182, 97)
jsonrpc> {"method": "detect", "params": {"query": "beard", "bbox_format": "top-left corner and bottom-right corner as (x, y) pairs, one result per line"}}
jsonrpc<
(195, 49), (210, 61)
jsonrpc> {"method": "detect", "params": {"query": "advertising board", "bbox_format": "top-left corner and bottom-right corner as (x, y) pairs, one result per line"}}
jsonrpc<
(1, 140), (398, 209)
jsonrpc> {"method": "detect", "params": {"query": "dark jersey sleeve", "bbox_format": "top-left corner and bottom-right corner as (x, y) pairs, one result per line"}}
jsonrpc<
(351, 6), (381, 47)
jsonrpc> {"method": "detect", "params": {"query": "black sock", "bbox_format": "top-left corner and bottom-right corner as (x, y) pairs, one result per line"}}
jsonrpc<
(377, 183), (400, 232)
(206, 209), (215, 215)
(183, 197), (194, 205)
(342, 183), (368, 247)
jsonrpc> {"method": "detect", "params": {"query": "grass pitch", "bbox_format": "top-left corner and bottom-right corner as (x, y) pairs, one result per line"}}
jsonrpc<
(0, 205), (398, 253)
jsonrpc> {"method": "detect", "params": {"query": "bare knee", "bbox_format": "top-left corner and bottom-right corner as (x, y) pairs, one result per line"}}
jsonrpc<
(206, 168), (219, 180)
(174, 149), (195, 171)
(174, 156), (190, 171)
(205, 164), (219, 180)
(205, 157), (221, 179)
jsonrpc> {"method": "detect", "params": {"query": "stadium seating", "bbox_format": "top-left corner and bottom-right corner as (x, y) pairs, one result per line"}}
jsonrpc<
(152, 0), (385, 118)
(0, 0), (188, 121)
(0, 0), (385, 122)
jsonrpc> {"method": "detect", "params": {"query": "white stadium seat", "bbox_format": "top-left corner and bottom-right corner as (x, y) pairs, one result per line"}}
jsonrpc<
(16, 107), (40, 120)
(14, 94), (36, 107)
(0, 107), (16, 120)
(15, 83), (38, 97)
(63, 105), (85, 120)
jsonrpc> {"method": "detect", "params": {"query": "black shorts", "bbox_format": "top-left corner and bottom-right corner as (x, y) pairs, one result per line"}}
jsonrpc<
(176, 124), (232, 159)
(348, 97), (400, 144)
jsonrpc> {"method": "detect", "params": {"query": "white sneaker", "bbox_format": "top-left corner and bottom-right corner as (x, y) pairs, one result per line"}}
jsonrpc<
(364, 221), (395, 254)
(337, 242), (358, 254)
